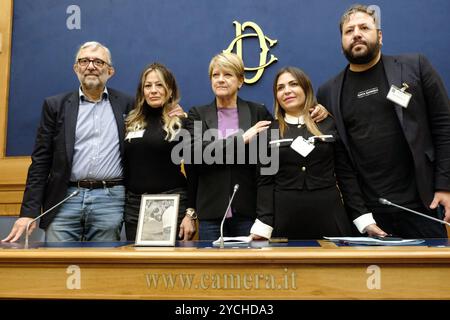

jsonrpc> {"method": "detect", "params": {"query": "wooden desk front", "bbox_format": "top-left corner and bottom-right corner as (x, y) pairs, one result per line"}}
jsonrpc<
(1, 241), (449, 300)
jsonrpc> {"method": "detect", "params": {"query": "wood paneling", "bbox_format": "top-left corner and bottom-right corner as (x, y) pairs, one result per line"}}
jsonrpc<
(0, 0), (29, 216)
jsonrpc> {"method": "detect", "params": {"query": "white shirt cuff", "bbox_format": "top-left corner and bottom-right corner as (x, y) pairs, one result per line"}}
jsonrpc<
(250, 218), (273, 239)
(353, 213), (377, 234)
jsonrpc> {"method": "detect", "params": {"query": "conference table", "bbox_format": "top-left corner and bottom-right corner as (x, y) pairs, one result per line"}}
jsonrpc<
(0, 239), (449, 300)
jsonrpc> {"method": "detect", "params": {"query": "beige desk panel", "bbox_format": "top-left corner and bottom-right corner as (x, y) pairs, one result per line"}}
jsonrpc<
(1, 244), (449, 299)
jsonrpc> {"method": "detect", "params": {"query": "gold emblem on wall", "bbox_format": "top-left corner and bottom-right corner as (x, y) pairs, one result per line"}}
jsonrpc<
(224, 21), (278, 84)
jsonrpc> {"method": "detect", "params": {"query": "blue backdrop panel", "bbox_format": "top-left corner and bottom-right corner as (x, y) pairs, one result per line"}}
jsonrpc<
(6, 0), (450, 156)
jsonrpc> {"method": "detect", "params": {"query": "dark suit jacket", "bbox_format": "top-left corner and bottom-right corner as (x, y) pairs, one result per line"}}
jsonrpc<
(20, 88), (134, 229)
(316, 54), (450, 209)
(186, 97), (273, 220)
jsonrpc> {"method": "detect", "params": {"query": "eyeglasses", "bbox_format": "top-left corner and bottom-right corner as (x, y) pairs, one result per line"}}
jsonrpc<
(77, 57), (110, 68)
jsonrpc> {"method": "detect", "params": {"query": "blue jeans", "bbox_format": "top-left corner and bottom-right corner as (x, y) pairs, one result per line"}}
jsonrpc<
(199, 216), (254, 240)
(45, 186), (125, 242)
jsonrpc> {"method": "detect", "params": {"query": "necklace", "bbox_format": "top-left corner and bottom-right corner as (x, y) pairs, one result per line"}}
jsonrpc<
(284, 114), (305, 128)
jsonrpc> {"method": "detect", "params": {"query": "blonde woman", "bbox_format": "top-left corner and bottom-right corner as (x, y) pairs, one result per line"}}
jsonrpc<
(124, 63), (194, 241)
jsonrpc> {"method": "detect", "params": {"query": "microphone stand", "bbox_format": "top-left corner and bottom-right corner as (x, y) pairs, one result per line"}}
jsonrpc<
(24, 190), (80, 249)
(219, 184), (239, 249)
(379, 198), (450, 227)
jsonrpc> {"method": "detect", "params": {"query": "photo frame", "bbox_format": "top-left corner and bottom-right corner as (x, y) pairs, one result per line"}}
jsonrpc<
(135, 194), (180, 246)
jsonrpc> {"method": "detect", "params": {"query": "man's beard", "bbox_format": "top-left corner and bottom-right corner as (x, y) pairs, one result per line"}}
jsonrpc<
(342, 37), (381, 65)
(82, 76), (102, 90)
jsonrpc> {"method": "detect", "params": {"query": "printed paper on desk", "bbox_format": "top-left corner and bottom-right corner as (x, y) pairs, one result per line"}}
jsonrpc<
(324, 236), (425, 246)
(290, 136), (315, 157)
(212, 236), (253, 247)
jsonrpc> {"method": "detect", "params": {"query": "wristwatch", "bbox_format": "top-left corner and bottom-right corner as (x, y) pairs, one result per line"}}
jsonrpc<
(185, 208), (198, 220)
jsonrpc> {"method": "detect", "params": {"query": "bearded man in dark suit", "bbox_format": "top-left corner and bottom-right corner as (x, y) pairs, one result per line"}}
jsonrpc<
(317, 4), (450, 238)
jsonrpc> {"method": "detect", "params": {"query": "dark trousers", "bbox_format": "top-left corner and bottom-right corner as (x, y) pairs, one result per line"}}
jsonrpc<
(372, 205), (447, 238)
(199, 215), (254, 240)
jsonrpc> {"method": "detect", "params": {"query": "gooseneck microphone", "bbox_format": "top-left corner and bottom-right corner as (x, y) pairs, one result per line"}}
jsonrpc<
(378, 198), (450, 227)
(219, 184), (240, 249)
(24, 190), (80, 249)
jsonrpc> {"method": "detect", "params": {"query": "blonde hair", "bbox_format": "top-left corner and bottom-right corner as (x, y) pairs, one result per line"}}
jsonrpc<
(125, 63), (181, 141)
(208, 52), (245, 80)
(273, 67), (322, 138)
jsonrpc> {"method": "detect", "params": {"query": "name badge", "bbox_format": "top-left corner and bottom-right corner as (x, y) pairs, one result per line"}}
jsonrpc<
(125, 129), (145, 141)
(290, 136), (315, 157)
(386, 83), (412, 108)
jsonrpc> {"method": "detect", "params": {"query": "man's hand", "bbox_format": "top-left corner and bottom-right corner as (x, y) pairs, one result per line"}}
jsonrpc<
(309, 104), (329, 123)
(2, 217), (35, 243)
(364, 223), (388, 237)
(178, 215), (196, 241)
(430, 190), (450, 222)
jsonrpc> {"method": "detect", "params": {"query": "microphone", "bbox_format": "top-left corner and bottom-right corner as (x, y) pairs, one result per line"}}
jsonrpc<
(378, 198), (450, 227)
(24, 190), (80, 249)
(219, 184), (240, 248)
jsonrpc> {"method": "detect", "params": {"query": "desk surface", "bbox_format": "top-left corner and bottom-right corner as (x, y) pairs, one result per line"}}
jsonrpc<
(1, 239), (450, 262)
(1, 240), (450, 300)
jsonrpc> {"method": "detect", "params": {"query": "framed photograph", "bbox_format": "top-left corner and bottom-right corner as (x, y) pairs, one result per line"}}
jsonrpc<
(135, 194), (180, 246)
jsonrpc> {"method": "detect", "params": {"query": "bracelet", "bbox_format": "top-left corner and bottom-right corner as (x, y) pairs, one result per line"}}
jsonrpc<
(185, 208), (198, 220)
